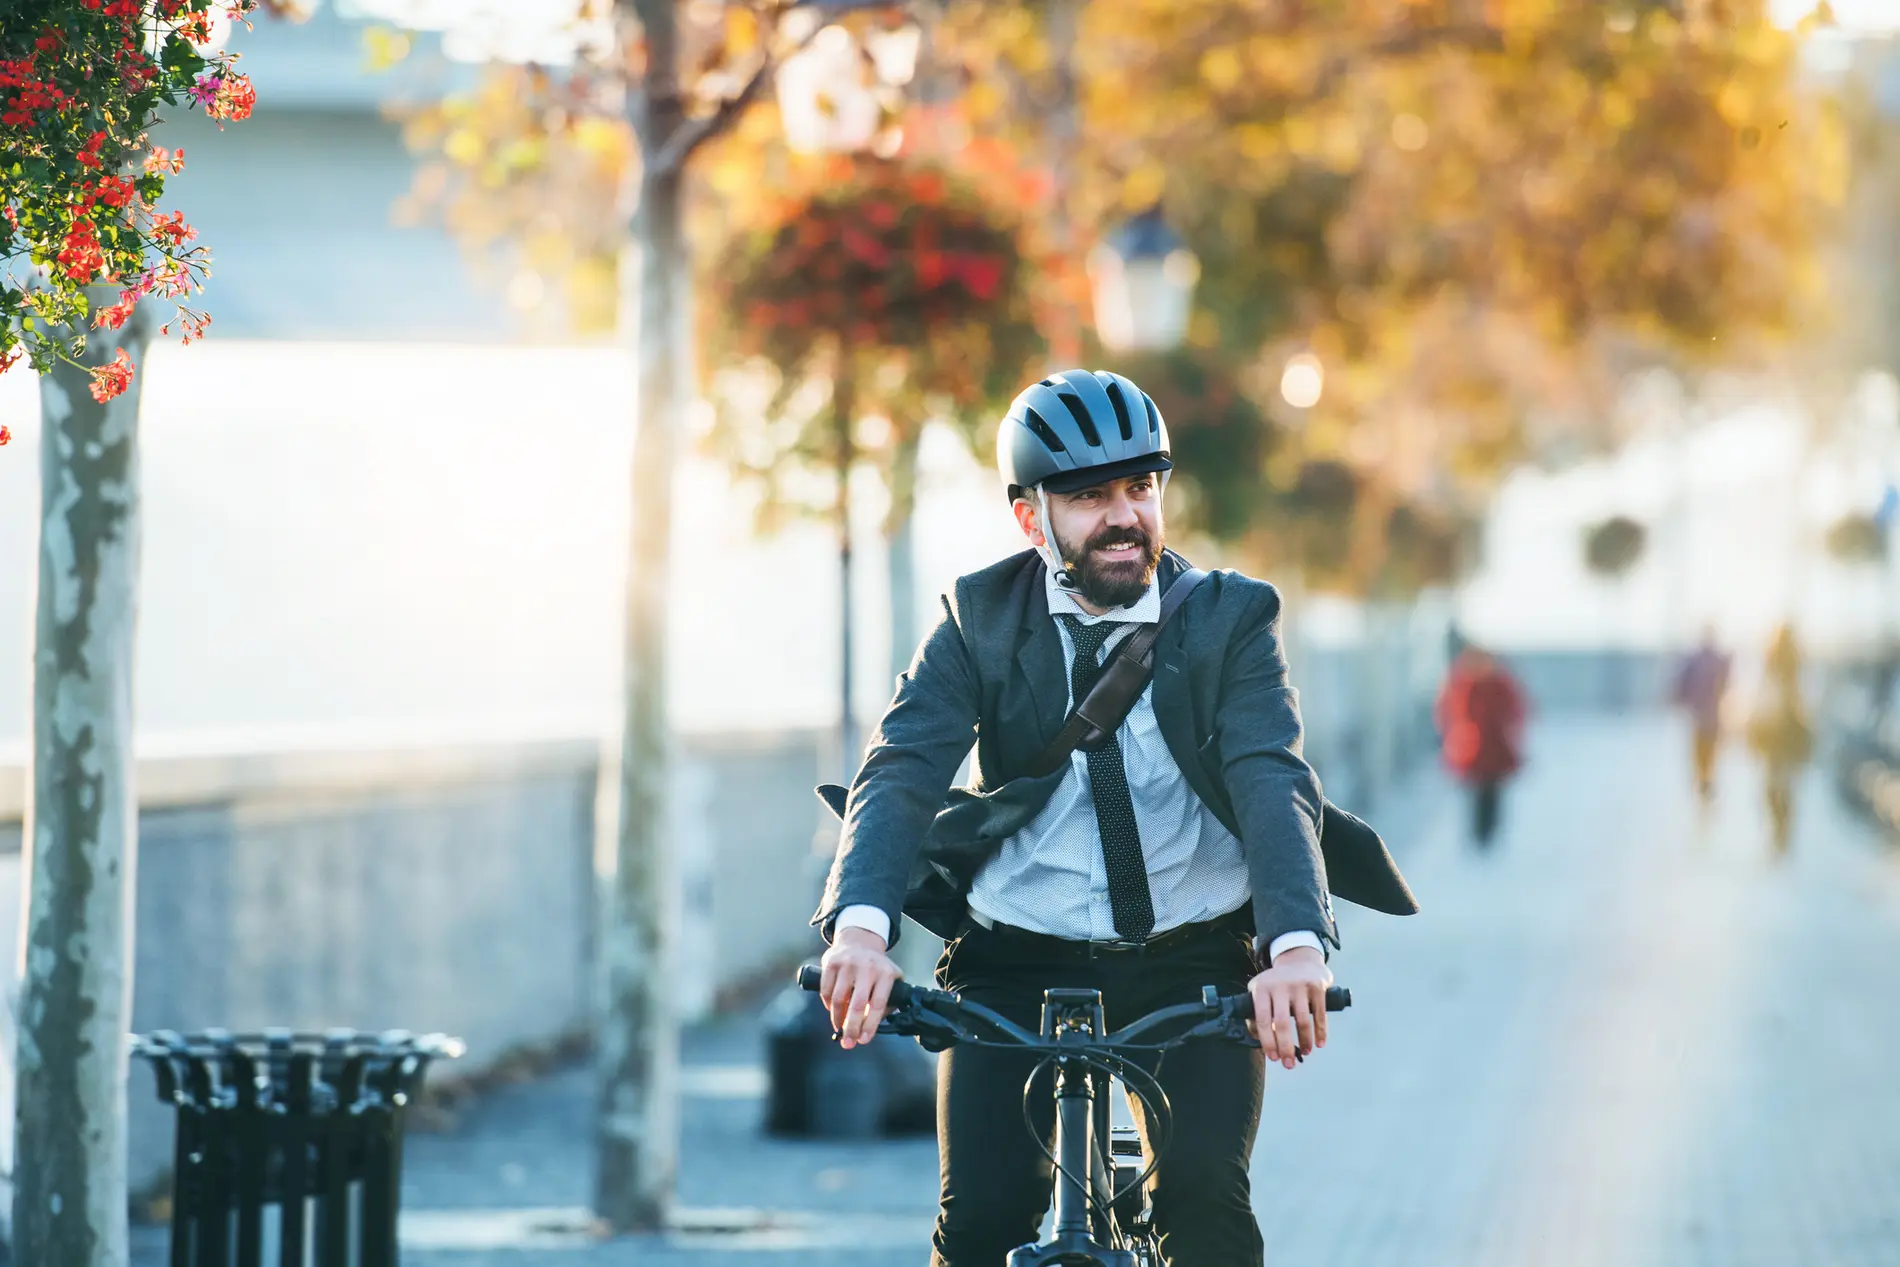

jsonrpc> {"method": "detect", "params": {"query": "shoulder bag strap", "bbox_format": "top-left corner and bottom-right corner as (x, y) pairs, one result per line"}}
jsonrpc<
(1021, 568), (1208, 778)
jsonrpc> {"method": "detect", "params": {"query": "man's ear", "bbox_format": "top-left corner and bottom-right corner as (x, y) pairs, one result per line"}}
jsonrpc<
(1012, 496), (1046, 548)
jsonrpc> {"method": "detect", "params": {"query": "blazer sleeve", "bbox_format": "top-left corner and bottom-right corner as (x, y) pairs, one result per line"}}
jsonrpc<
(810, 589), (982, 948)
(1211, 582), (1339, 950)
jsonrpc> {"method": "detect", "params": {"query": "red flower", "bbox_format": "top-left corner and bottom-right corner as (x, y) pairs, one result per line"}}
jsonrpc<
(908, 172), (946, 204)
(210, 74), (256, 122)
(840, 225), (891, 268)
(91, 291), (138, 330)
(57, 220), (105, 282)
(863, 201), (898, 230)
(958, 255), (1004, 302)
(88, 350), (134, 403)
(95, 175), (137, 210)
(75, 131), (107, 171)
(915, 250), (947, 289)
(0, 424), (10, 446)
(104, 0), (141, 16)
(151, 210), (197, 247)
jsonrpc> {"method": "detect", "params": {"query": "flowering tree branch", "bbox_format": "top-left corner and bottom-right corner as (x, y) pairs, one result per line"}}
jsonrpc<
(1, 1), (268, 402)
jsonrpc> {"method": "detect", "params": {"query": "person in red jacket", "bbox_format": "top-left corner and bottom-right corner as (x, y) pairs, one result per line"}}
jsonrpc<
(1435, 645), (1529, 847)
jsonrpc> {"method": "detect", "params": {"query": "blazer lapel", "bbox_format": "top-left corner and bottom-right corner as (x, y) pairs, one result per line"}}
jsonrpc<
(1151, 556), (1235, 827)
(1150, 559), (1197, 762)
(1014, 579), (1067, 748)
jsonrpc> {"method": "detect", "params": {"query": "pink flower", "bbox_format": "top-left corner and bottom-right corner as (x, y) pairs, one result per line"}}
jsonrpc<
(88, 350), (134, 403)
(188, 74), (221, 109)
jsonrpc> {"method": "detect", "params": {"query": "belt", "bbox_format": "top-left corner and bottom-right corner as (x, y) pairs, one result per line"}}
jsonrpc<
(966, 905), (1255, 959)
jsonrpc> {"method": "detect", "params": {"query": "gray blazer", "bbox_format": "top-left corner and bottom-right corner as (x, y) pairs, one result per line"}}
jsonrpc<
(812, 548), (1414, 949)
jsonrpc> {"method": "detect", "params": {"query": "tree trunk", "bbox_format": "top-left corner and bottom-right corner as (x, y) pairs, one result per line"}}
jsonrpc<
(595, 0), (685, 1232)
(886, 426), (920, 685)
(12, 305), (152, 1267)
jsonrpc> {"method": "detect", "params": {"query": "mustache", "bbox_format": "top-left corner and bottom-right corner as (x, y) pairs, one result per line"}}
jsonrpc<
(1085, 526), (1152, 554)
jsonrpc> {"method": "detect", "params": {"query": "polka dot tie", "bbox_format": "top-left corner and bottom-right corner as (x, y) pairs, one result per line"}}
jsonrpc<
(1060, 615), (1156, 942)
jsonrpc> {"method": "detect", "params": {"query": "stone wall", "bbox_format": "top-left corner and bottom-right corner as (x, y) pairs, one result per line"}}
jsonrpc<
(0, 729), (830, 1195)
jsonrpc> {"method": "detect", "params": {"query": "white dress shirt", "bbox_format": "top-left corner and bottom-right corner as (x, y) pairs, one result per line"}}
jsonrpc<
(838, 568), (1325, 966)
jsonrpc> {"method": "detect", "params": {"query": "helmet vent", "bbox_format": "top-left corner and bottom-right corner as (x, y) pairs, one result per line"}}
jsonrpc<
(1144, 395), (1161, 435)
(1022, 407), (1067, 454)
(1058, 392), (1102, 448)
(1107, 382), (1135, 442)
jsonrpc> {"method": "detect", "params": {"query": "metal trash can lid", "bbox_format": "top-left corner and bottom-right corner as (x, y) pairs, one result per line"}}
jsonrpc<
(129, 1028), (465, 1113)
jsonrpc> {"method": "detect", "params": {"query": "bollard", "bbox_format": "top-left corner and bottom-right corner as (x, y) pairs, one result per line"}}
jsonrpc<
(131, 1028), (464, 1267)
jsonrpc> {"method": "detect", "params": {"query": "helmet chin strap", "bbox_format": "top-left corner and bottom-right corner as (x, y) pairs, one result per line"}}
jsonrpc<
(1033, 485), (1085, 594)
(1034, 472), (1168, 600)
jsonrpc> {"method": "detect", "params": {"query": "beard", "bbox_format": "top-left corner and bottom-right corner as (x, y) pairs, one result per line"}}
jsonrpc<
(1055, 520), (1165, 609)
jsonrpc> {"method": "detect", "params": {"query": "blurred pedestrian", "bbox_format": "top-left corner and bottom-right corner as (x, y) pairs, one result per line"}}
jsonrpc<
(1672, 627), (1732, 807)
(1746, 623), (1813, 856)
(1435, 645), (1529, 848)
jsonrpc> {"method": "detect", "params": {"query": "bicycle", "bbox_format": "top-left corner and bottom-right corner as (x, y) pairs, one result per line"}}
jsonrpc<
(797, 964), (1350, 1266)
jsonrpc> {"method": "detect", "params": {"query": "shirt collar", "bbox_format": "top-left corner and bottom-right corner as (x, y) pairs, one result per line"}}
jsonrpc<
(1044, 565), (1161, 625)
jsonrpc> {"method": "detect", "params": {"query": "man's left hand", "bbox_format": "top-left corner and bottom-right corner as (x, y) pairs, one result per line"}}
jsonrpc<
(1247, 946), (1332, 1070)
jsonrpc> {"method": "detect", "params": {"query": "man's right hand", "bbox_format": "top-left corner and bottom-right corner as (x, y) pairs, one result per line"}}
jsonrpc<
(819, 926), (902, 1050)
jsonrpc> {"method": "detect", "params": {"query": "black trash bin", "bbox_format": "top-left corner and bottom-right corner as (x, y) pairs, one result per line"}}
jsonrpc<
(131, 1027), (464, 1267)
(762, 966), (936, 1139)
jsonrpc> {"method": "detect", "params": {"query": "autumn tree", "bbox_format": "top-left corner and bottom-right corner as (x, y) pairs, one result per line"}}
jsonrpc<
(370, 0), (915, 1231)
(936, 0), (1843, 589)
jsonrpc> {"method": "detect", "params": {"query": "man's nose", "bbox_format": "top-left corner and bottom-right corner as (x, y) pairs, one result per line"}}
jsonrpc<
(1103, 492), (1139, 526)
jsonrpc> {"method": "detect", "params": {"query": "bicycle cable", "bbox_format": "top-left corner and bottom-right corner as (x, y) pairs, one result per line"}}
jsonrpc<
(1017, 1046), (1178, 1243)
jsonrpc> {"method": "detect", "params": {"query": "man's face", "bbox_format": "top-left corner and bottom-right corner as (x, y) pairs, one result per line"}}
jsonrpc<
(1014, 473), (1166, 609)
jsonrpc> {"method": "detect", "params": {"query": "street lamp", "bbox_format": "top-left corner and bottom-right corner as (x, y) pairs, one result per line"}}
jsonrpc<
(1087, 207), (1201, 353)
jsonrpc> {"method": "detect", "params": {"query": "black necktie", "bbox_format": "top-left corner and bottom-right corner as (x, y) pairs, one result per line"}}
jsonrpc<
(1059, 615), (1156, 942)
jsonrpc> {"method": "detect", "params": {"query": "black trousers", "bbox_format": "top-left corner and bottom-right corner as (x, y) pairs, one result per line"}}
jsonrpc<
(1472, 780), (1503, 845)
(930, 916), (1266, 1267)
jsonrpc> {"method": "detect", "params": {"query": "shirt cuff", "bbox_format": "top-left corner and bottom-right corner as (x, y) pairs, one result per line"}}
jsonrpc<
(1267, 930), (1325, 964)
(835, 904), (891, 947)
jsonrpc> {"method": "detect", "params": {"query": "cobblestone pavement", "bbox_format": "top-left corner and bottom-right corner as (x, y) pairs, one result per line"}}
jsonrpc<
(129, 714), (1900, 1265)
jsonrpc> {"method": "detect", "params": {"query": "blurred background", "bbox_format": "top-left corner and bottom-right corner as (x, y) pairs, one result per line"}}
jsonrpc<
(7, 0), (1900, 1263)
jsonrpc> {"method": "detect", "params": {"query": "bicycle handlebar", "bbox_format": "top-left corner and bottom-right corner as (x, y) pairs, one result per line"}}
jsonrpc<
(795, 964), (1349, 1051)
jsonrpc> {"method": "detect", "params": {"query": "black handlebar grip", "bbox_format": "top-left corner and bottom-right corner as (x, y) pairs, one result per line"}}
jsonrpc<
(1233, 985), (1352, 1019)
(794, 963), (914, 1009)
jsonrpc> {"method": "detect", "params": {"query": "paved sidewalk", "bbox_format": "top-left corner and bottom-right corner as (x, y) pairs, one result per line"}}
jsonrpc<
(1252, 714), (1900, 1267)
(130, 714), (1900, 1265)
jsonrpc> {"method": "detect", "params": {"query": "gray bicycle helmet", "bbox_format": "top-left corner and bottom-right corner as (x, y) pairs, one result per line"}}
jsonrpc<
(996, 369), (1171, 503)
